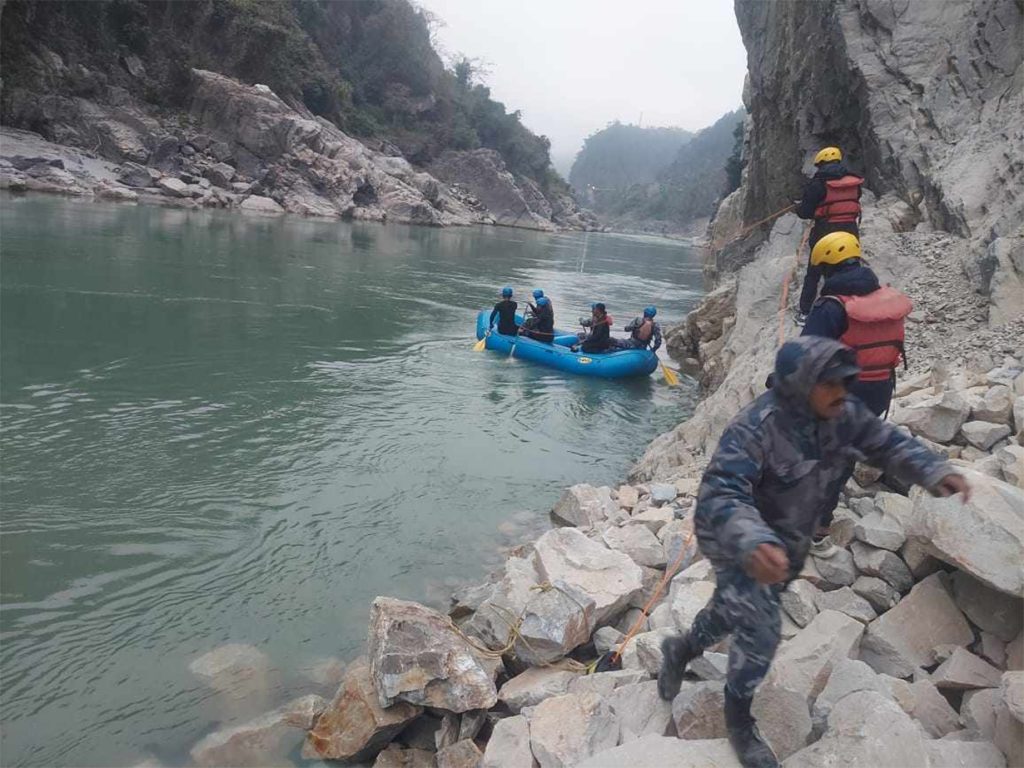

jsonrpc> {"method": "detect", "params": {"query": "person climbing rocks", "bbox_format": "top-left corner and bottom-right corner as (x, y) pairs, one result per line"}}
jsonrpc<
(571, 302), (613, 353)
(801, 232), (911, 418)
(523, 289), (555, 340)
(524, 297), (555, 341)
(614, 305), (663, 351)
(489, 286), (519, 336)
(656, 336), (969, 768)
(794, 146), (864, 325)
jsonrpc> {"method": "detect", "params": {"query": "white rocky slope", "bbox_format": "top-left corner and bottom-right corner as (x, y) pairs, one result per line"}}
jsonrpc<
(0, 68), (596, 231)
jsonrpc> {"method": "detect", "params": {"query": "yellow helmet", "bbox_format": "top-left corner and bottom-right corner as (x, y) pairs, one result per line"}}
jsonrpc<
(814, 146), (842, 165)
(811, 231), (861, 266)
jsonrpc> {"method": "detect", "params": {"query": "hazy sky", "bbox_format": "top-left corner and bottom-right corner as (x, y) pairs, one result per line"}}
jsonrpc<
(419, 0), (749, 175)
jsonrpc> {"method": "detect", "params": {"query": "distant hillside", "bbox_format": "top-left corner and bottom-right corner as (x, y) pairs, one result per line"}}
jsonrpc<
(573, 109), (744, 235)
(568, 123), (691, 192)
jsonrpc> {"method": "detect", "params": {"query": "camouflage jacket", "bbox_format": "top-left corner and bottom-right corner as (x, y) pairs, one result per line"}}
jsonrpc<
(694, 336), (951, 574)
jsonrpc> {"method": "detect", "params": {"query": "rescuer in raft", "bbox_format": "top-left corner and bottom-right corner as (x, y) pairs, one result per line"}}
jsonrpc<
(523, 289), (555, 341)
(489, 286), (519, 335)
(613, 305), (663, 351)
(794, 146), (864, 325)
(657, 336), (969, 768)
(571, 302), (613, 353)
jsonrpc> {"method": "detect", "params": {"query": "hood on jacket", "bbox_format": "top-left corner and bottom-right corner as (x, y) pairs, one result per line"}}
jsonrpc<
(814, 160), (859, 180)
(821, 259), (880, 296)
(773, 336), (860, 407)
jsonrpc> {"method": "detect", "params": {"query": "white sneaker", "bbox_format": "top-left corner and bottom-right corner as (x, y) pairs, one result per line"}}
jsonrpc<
(795, 312), (808, 327)
(810, 534), (838, 558)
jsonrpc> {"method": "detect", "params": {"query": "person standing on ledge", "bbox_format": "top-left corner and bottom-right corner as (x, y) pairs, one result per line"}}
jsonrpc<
(489, 286), (519, 336)
(794, 146), (864, 325)
(657, 336), (969, 768)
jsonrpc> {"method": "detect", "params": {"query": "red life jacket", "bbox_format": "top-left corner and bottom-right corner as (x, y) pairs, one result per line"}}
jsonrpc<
(825, 286), (913, 382)
(814, 175), (864, 224)
(633, 318), (654, 342)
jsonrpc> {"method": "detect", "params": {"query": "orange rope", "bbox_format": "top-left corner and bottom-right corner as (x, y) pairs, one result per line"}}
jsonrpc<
(777, 226), (811, 347)
(610, 528), (695, 664)
(705, 204), (795, 255)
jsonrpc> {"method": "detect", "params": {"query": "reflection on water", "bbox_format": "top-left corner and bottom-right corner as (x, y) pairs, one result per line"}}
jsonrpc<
(0, 194), (704, 766)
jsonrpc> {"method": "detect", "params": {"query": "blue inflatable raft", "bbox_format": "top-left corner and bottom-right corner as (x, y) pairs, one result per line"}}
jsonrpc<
(475, 310), (658, 379)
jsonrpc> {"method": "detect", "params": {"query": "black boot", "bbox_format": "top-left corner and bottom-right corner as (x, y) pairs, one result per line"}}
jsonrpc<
(657, 633), (699, 701)
(724, 689), (780, 768)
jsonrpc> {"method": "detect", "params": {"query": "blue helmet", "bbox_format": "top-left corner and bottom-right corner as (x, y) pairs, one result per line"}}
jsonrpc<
(501, 286), (513, 298)
(644, 305), (657, 318)
(537, 296), (550, 307)
(533, 289), (544, 299)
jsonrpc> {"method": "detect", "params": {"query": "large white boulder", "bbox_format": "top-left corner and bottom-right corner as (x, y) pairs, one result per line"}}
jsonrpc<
(607, 680), (673, 743)
(891, 390), (971, 443)
(907, 470), (1024, 597)
(515, 580), (596, 665)
(552, 484), (619, 528)
(482, 715), (534, 768)
(602, 524), (667, 568)
(525, 692), (619, 768)
(533, 528), (643, 626)
(576, 735), (742, 768)
(498, 668), (577, 714)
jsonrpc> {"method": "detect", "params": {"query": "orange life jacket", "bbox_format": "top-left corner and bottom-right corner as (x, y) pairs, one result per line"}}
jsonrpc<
(633, 318), (654, 342)
(825, 286), (913, 382)
(814, 175), (864, 224)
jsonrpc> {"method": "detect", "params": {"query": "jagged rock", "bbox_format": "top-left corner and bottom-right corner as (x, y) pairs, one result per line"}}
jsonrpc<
(580, 735), (743, 767)
(482, 714), (533, 768)
(602, 525), (666, 568)
(304, 659), (421, 761)
(995, 681), (1024, 767)
(369, 598), (498, 712)
(900, 539), (943, 580)
(902, 678), (962, 738)
(952, 571), (1024, 642)
(551, 484), (617, 528)
(118, 161), (159, 188)
(188, 643), (271, 694)
(850, 541), (914, 592)
(515, 580), (596, 665)
(567, 669), (648, 698)
(933, 648), (1004, 690)
(780, 579), (821, 628)
(672, 681), (727, 739)
(374, 744), (436, 768)
(813, 586), (877, 624)
(852, 576), (900, 613)
(191, 694), (327, 767)
(659, 517), (699, 570)
(784, 692), (928, 768)
(498, 668), (576, 714)
(671, 558), (715, 587)
(923, 740), (1006, 768)
(854, 511), (906, 551)
(593, 626), (625, 655)
(980, 632), (1009, 668)
(860, 573), (973, 677)
(617, 485), (639, 510)
(891, 391), (971, 443)
(752, 611), (864, 759)
(648, 483), (677, 506)
(205, 161), (236, 188)
(669, 580), (716, 632)
(1002, 672), (1024, 723)
(962, 420), (1013, 450)
(240, 194), (285, 214)
(996, 445), (1024, 489)
(973, 385), (1015, 424)
(828, 512), (857, 549)
(811, 548), (858, 588)
(810, 659), (884, 732)
(690, 651), (729, 682)
(459, 711), (486, 743)
(436, 741), (482, 768)
(533, 528), (643, 626)
(961, 688), (1000, 740)
(465, 554), (539, 649)
(908, 469), (1024, 597)
(435, 713), (459, 751)
(621, 628), (674, 676)
(1008, 631), (1024, 671)
(627, 507), (673, 535)
(872, 492), (914, 527)
(608, 680), (673, 743)
(525, 692), (619, 768)
(156, 176), (190, 198)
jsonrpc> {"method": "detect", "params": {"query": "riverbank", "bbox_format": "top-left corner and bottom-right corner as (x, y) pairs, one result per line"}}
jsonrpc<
(0, 68), (598, 233)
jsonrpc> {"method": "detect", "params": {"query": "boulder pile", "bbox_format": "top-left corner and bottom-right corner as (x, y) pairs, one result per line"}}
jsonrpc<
(185, 353), (1022, 766)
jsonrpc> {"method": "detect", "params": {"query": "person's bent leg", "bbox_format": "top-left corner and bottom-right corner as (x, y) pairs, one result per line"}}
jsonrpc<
(658, 566), (737, 701)
(723, 572), (783, 768)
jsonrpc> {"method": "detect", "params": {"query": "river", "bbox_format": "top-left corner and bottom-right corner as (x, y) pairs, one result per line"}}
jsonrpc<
(0, 194), (704, 766)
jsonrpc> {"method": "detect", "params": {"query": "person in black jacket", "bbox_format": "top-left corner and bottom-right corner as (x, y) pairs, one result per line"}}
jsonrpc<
(795, 146), (864, 323)
(571, 303), (612, 353)
(489, 286), (519, 335)
(524, 296), (555, 341)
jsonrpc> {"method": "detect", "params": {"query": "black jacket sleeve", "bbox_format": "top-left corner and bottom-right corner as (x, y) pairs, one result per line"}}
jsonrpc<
(802, 298), (848, 339)
(797, 178), (826, 220)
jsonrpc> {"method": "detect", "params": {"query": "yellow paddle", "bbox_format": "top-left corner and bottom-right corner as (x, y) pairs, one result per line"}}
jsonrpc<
(661, 362), (680, 387)
(473, 333), (487, 352)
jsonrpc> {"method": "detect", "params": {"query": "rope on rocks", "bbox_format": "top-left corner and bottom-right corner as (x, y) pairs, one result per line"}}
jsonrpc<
(703, 203), (796, 256)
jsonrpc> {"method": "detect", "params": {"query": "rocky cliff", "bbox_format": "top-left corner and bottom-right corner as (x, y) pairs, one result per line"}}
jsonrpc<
(0, 0), (596, 230)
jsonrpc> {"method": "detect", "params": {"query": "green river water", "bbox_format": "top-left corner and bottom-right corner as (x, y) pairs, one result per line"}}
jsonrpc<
(0, 194), (704, 766)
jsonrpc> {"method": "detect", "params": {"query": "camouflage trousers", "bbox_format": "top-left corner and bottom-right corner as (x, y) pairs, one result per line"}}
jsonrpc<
(688, 565), (784, 700)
